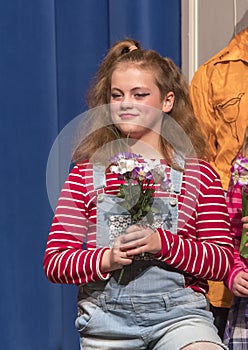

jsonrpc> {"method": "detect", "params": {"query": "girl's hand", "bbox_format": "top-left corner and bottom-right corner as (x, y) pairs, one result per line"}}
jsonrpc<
(120, 224), (162, 257)
(242, 215), (248, 224)
(101, 224), (162, 273)
(232, 270), (248, 297)
(101, 234), (133, 273)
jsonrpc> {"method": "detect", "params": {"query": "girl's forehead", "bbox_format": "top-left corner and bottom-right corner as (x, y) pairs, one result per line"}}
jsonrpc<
(114, 61), (146, 71)
(112, 64), (154, 78)
(111, 67), (156, 86)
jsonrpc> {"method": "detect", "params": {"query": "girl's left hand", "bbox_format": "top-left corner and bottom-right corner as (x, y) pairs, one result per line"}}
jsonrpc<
(120, 224), (162, 257)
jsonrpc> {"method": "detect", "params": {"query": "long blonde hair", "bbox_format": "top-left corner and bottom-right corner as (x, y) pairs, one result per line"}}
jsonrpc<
(73, 38), (209, 167)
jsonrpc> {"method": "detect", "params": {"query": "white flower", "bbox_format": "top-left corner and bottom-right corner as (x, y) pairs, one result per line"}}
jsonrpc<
(110, 165), (119, 174)
(144, 159), (161, 170)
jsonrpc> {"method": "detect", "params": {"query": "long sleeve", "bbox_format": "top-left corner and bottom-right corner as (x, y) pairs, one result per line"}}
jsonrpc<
(156, 160), (233, 291)
(225, 183), (248, 291)
(43, 164), (111, 285)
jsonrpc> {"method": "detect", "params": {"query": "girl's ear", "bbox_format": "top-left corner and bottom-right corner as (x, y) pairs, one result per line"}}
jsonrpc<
(162, 91), (175, 113)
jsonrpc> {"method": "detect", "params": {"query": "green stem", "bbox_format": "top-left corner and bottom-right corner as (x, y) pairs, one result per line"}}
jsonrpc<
(117, 267), (125, 284)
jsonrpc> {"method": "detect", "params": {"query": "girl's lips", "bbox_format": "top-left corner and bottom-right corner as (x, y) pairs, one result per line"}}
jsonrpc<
(118, 113), (139, 120)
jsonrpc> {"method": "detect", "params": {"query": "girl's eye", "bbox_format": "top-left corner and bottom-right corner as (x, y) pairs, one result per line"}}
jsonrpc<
(111, 93), (122, 99)
(135, 93), (150, 99)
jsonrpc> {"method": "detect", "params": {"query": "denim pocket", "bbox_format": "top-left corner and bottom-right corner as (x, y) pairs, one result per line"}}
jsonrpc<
(75, 301), (98, 334)
(164, 287), (207, 310)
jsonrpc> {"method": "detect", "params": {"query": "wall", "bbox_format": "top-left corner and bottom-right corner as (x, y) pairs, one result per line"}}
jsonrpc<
(182, 0), (248, 82)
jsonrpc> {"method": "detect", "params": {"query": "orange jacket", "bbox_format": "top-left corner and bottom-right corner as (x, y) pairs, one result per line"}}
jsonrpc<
(190, 27), (248, 192)
(189, 28), (248, 308)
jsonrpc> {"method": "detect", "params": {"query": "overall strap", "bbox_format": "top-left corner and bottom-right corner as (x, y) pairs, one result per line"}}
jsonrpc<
(170, 155), (184, 193)
(93, 163), (106, 190)
(170, 168), (183, 193)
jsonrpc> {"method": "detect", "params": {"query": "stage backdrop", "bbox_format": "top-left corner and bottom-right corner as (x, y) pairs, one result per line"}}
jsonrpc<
(0, 1), (181, 349)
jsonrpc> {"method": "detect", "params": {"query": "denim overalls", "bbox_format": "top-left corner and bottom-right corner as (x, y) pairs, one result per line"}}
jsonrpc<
(75, 163), (225, 350)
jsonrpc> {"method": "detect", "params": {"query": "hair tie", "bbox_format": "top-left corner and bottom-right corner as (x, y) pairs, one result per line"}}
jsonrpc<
(121, 45), (138, 55)
(129, 45), (138, 52)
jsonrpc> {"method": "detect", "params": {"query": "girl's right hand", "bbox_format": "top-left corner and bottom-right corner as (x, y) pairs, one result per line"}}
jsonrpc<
(100, 235), (133, 273)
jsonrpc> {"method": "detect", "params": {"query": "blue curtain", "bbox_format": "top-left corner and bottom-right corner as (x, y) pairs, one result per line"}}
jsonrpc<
(0, 1), (181, 349)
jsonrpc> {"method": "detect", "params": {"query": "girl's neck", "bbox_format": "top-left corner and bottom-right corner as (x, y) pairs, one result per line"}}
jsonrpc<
(127, 138), (163, 159)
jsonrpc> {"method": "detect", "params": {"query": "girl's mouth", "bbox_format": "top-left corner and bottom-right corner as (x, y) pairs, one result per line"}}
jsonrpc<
(118, 113), (139, 120)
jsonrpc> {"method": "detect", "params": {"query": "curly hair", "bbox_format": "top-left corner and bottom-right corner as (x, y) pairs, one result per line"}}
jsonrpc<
(73, 38), (209, 167)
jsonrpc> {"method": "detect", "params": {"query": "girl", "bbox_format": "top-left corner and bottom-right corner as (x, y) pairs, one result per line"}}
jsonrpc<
(44, 39), (233, 349)
(224, 128), (248, 349)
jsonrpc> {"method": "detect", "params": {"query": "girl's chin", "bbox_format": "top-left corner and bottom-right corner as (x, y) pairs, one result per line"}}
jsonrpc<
(116, 123), (144, 136)
(118, 128), (143, 140)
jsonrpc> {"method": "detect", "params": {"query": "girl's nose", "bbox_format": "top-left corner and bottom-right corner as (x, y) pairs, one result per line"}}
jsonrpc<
(120, 96), (133, 109)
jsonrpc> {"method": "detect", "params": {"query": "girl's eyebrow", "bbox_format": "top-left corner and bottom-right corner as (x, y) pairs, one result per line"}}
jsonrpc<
(111, 86), (150, 91)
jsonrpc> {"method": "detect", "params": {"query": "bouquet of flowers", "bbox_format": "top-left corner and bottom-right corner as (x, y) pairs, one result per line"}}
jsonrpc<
(230, 154), (248, 258)
(109, 152), (172, 227)
(109, 152), (173, 283)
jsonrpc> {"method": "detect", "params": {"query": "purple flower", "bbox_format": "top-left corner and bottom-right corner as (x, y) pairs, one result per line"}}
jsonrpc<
(161, 178), (172, 191)
(231, 154), (248, 187)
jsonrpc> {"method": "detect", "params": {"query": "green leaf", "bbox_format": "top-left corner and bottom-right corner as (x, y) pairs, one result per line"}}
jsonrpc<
(241, 189), (248, 257)
(240, 227), (248, 258)
(242, 190), (248, 216)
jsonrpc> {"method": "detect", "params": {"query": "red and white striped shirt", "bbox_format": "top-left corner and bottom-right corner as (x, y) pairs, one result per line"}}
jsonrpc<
(43, 158), (233, 294)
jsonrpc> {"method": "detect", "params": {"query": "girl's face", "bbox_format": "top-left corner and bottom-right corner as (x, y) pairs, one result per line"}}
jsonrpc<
(110, 66), (174, 145)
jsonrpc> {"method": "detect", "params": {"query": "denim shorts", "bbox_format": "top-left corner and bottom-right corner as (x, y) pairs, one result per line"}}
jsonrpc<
(75, 266), (227, 350)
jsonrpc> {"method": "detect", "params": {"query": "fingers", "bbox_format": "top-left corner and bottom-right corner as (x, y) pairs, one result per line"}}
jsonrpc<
(122, 225), (153, 242)
(110, 247), (133, 269)
(112, 224), (161, 261)
(241, 216), (248, 232)
(232, 271), (248, 297)
(119, 227), (152, 252)
(241, 215), (248, 223)
(125, 224), (143, 233)
(103, 224), (160, 274)
(123, 230), (161, 256)
(233, 287), (248, 297)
